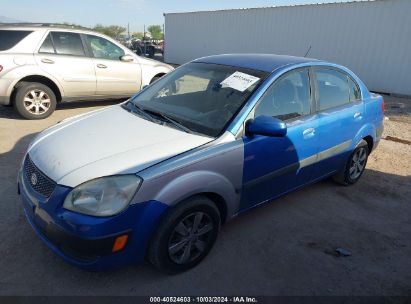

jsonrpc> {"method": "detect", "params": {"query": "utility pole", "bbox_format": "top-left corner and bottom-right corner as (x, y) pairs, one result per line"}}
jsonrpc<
(127, 22), (130, 40)
(143, 24), (146, 55)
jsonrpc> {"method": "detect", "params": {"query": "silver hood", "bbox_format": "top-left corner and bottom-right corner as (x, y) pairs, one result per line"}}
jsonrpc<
(28, 105), (212, 187)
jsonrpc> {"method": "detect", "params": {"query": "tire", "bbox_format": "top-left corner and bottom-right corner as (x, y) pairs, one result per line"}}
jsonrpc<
(332, 139), (369, 185)
(150, 76), (161, 84)
(148, 195), (221, 273)
(14, 82), (56, 120)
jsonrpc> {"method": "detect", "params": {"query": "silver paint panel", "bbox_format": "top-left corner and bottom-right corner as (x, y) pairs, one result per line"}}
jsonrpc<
(133, 132), (244, 220)
(28, 105), (212, 187)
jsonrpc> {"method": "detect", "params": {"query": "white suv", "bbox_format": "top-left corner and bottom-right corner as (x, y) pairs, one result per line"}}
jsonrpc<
(0, 24), (174, 119)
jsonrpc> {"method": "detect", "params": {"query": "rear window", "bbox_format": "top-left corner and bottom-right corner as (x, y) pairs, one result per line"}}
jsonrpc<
(0, 30), (32, 51)
(50, 32), (85, 56)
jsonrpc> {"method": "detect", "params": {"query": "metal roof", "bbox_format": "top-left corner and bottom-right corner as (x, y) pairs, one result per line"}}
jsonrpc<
(164, 0), (380, 15)
(193, 54), (320, 73)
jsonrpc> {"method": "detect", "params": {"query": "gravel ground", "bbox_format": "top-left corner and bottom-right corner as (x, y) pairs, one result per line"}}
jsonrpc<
(0, 95), (410, 296)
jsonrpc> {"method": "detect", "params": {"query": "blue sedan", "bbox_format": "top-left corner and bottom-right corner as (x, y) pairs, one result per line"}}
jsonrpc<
(18, 54), (384, 272)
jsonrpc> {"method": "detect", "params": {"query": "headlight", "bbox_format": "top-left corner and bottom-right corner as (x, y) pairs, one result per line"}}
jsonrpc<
(63, 175), (142, 217)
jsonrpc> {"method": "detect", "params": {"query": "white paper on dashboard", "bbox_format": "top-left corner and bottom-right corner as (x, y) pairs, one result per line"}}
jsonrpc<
(220, 72), (260, 92)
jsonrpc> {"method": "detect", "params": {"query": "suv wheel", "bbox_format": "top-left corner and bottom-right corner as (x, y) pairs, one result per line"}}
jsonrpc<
(148, 196), (220, 273)
(14, 82), (56, 120)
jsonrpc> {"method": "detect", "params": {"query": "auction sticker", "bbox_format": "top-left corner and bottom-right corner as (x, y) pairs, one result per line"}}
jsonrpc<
(220, 72), (260, 92)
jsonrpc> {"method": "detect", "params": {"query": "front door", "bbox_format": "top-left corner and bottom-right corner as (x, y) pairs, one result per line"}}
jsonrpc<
(84, 34), (142, 96)
(240, 68), (319, 211)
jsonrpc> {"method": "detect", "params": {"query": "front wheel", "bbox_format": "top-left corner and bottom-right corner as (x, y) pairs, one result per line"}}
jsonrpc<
(148, 196), (220, 273)
(333, 140), (369, 185)
(14, 82), (56, 119)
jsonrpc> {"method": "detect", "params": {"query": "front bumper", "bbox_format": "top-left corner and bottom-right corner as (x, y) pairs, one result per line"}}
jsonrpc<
(18, 169), (168, 271)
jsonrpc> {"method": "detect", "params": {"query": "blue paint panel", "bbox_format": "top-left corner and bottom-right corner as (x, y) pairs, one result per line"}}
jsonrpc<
(20, 172), (168, 271)
(240, 115), (319, 210)
(313, 104), (364, 178)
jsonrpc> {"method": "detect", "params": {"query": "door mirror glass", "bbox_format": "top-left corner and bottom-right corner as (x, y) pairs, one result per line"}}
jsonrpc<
(120, 54), (134, 62)
(246, 115), (287, 137)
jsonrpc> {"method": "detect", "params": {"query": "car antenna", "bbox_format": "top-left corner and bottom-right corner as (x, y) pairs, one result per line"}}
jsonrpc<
(304, 45), (312, 58)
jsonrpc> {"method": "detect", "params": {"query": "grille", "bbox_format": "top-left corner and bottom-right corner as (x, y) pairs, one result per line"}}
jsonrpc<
(24, 155), (56, 198)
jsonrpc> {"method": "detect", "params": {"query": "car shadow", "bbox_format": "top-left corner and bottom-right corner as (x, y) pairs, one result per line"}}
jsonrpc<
(0, 99), (126, 120)
(1, 134), (411, 295)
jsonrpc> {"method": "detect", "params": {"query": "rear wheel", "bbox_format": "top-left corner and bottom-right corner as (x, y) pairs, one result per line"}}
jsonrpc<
(333, 140), (369, 185)
(14, 82), (56, 119)
(148, 196), (220, 273)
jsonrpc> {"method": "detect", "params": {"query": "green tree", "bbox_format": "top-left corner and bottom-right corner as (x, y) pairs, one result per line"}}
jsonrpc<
(147, 25), (163, 40)
(62, 22), (89, 30)
(132, 32), (144, 39)
(93, 24), (126, 39)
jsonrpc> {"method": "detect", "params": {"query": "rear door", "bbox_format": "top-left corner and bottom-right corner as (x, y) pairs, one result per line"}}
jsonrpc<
(311, 67), (364, 178)
(240, 68), (319, 210)
(35, 31), (96, 97)
(84, 34), (142, 96)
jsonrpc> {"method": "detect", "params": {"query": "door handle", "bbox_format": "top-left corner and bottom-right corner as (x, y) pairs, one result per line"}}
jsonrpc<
(41, 58), (54, 64)
(303, 128), (315, 136)
(354, 112), (362, 119)
(97, 64), (107, 69)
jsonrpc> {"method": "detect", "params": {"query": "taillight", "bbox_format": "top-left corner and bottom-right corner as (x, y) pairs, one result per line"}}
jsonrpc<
(0, 65), (3, 72)
(381, 99), (385, 113)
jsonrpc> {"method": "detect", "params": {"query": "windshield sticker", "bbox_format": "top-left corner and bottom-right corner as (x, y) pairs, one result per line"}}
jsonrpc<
(220, 72), (260, 92)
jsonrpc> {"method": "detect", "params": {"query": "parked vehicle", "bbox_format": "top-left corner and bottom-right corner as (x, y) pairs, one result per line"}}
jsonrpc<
(131, 38), (163, 58)
(18, 54), (384, 273)
(0, 24), (173, 119)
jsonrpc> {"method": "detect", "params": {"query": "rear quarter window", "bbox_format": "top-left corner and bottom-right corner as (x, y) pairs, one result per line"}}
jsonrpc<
(0, 30), (32, 51)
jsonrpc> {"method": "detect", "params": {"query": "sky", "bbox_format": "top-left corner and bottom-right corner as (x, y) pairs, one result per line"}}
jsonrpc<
(1, 0), (359, 32)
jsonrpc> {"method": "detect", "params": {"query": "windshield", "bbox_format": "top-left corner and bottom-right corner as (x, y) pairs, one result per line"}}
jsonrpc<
(129, 62), (268, 137)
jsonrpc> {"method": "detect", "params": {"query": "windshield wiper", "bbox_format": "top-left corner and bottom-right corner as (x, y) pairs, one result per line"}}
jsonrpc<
(123, 102), (157, 123)
(144, 109), (192, 134)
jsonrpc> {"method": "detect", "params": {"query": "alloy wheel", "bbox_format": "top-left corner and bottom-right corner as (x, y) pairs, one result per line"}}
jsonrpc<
(23, 90), (51, 115)
(349, 147), (367, 180)
(168, 211), (214, 265)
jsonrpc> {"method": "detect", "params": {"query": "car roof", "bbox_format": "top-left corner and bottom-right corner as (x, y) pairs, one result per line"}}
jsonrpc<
(193, 54), (321, 73)
(0, 23), (96, 35)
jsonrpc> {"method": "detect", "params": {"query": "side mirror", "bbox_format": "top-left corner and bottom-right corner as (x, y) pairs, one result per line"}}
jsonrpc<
(246, 115), (287, 137)
(120, 54), (134, 62)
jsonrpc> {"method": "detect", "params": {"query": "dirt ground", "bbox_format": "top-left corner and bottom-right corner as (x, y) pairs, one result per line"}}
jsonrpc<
(0, 95), (410, 296)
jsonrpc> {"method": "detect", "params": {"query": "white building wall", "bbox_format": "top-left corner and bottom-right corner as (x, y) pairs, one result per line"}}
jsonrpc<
(164, 0), (411, 96)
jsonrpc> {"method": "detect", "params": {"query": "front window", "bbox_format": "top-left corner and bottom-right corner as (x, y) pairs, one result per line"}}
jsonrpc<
(255, 68), (311, 121)
(129, 63), (268, 137)
(85, 35), (125, 60)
